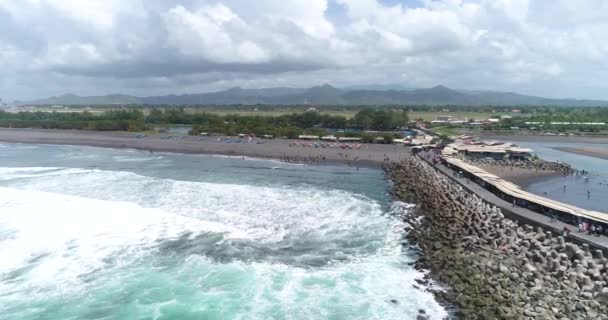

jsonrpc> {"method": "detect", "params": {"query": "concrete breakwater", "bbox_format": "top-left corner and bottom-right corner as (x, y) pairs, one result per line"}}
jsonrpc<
(386, 156), (608, 319)
(461, 157), (574, 174)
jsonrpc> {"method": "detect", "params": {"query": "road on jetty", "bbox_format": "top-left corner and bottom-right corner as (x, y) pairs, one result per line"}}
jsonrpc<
(420, 155), (608, 250)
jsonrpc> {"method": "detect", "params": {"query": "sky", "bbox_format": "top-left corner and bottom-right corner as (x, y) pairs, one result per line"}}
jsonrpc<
(1, 0), (608, 101)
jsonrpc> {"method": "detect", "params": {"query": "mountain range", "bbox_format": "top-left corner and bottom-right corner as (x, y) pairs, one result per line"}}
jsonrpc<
(14, 85), (608, 107)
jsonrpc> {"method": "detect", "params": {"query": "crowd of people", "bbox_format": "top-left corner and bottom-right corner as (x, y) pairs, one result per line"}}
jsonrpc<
(577, 220), (607, 237)
(289, 140), (363, 150)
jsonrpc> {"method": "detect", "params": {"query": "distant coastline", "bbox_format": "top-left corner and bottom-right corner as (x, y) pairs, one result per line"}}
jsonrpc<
(479, 133), (608, 144)
(552, 146), (608, 160)
(0, 128), (409, 168)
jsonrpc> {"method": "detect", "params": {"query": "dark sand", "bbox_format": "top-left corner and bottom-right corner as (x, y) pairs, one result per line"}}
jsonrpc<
(552, 146), (608, 160)
(480, 134), (608, 144)
(0, 128), (410, 167)
(477, 165), (565, 188)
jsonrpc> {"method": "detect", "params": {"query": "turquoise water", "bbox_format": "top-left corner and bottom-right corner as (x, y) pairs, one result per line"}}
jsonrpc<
(516, 141), (608, 212)
(0, 143), (446, 320)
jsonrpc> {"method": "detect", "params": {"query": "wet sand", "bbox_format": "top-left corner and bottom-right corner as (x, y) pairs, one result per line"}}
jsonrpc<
(479, 134), (608, 144)
(477, 165), (565, 188)
(0, 128), (410, 167)
(552, 146), (608, 160)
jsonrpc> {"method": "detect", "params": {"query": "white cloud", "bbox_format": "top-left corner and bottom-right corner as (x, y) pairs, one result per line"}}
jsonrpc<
(36, 43), (107, 69)
(1, 0), (608, 100)
(164, 4), (270, 64)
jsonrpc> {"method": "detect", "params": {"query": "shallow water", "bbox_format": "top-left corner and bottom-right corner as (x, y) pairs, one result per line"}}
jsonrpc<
(515, 141), (608, 212)
(0, 143), (447, 320)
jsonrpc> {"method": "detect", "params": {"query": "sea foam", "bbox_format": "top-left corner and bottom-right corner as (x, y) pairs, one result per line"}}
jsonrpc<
(0, 165), (448, 319)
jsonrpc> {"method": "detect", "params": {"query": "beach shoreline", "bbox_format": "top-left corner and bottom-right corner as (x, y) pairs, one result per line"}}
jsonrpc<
(479, 133), (608, 144)
(552, 146), (608, 161)
(476, 164), (566, 188)
(0, 128), (410, 168)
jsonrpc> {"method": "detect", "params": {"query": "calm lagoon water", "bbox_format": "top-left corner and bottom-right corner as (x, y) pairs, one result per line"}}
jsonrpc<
(0, 143), (446, 320)
(515, 141), (608, 212)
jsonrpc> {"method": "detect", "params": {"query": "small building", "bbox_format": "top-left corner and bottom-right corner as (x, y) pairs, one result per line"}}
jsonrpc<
(448, 143), (533, 160)
(436, 115), (452, 122)
(448, 120), (465, 125)
(338, 137), (362, 142)
(321, 135), (338, 141)
(298, 135), (319, 140)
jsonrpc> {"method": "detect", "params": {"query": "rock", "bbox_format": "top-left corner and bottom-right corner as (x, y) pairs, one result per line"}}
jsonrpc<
(499, 264), (509, 273)
(385, 156), (607, 320)
(597, 288), (608, 304)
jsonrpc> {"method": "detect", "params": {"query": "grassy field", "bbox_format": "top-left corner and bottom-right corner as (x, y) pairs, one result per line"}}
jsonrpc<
(430, 126), (462, 137)
(408, 111), (508, 121)
(188, 109), (360, 118)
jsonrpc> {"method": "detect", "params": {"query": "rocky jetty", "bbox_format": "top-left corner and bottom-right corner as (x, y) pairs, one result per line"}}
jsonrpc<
(461, 157), (574, 174)
(386, 156), (607, 319)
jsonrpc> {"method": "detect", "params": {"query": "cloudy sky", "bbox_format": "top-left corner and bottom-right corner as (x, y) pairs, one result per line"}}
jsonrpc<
(1, 0), (608, 101)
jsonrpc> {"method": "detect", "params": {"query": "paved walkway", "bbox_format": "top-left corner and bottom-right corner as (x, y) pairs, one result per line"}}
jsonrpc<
(419, 155), (608, 250)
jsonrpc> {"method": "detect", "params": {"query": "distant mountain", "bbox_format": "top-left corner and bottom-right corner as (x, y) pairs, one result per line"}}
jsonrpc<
(15, 85), (608, 107)
(343, 84), (411, 91)
(141, 86), (310, 105)
(16, 93), (139, 106)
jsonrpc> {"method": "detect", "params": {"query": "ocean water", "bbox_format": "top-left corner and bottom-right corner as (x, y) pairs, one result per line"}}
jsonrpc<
(515, 141), (608, 212)
(0, 143), (447, 320)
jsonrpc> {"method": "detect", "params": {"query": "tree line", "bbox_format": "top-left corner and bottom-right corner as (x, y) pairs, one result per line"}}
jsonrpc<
(0, 108), (409, 136)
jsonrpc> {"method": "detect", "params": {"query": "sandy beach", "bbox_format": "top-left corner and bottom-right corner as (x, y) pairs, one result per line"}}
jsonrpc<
(552, 146), (608, 160)
(479, 134), (608, 144)
(0, 128), (410, 167)
(476, 164), (565, 188)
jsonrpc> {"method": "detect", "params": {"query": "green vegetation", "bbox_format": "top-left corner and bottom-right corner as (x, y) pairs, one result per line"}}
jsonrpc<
(480, 107), (608, 132)
(429, 126), (461, 137)
(187, 109), (409, 138)
(0, 108), (409, 139)
(0, 109), (146, 131)
(5, 103), (608, 137)
(424, 106), (608, 135)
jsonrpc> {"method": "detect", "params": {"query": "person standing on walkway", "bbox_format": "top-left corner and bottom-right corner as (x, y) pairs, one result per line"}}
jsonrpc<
(563, 185), (566, 192)
(562, 226), (571, 238)
(587, 190), (591, 200)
